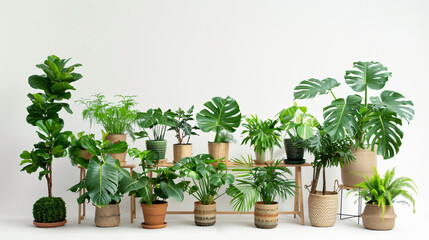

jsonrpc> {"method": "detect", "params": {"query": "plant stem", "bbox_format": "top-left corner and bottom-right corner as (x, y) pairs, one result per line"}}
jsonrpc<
(322, 167), (326, 195)
(330, 90), (337, 100)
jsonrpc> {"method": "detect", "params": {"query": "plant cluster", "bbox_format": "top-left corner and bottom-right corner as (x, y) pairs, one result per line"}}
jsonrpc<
(33, 197), (66, 223)
(68, 131), (95, 166)
(241, 115), (282, 155)
(136, 108), (176, 140)
(169, 106), (199, 144)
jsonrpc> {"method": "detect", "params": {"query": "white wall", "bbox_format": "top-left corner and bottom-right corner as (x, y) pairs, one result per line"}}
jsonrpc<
(0, 0), (428, 223)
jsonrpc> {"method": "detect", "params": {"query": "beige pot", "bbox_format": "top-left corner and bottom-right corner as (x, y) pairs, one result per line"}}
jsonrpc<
(208, 142), (229, 166)
(173, 144), (193, 163)
(194, 202), (216, 226)
(105, 134), (127, 166)
(254, 201), (278, 229)
(361, 203), (396, 230)
(308, 191), (338, 227)
(255, 149), (274, 165)
(80, 150), (93, 160)
(94, 204), (120, 227)
(341, 147), (377, 187)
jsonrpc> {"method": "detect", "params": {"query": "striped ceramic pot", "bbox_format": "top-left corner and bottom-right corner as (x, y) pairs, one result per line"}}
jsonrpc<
(254, 201), (278, 229)
(194, 202), (216, 226)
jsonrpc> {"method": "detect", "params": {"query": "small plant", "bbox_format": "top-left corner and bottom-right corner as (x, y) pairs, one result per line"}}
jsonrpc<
(68, 131), (95, 166)
(349, 167), (417, 220)
(169, 106), (199, 144)
(174, 154), (235, 205)
(135, 108), (176, 140)
(33, 197), (66, 223)
(241, 115), (282, 155)
(77, 94), (138, 139)
(278, 103), (319, 140)
(227, 155), (296, 211)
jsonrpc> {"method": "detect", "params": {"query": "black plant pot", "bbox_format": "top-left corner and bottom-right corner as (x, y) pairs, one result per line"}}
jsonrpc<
(284, 138), (305, 164)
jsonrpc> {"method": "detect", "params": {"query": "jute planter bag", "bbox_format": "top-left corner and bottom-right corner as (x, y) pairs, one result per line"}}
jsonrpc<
(306, 180), (341, 227)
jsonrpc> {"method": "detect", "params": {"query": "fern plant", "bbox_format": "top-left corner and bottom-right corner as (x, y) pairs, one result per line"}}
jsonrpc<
(348, 167), (417, 220)
(241, 115), (282, 155)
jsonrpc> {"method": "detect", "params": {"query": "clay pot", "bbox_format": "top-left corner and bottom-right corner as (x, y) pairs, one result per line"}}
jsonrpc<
(33, 220), (67, 228)
(284, 138), (305, 164)
(80, 150), (93, 160)
(208, 142), (230, 166)
(94, 204), (120, 227)
(254, 201), (278, 229)
(341, 147), (377, 187)
(141, 201), (168, 229)
(255, 149), (274, 165)
(308, 191), (338, 227)
(194, 202), (216, 226)
(146, 140), (167, 160)
(173, 144), (192, 163)
(361, 203), (396, 230)
(105, 134), (127, 166)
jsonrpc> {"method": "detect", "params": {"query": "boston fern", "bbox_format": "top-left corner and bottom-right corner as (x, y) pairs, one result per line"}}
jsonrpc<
(241, 115), (282, 155)
(294, 61), (414, 159)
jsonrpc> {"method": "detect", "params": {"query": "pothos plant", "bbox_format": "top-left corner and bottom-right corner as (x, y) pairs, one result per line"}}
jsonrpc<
(169, 106), (199, 144)
(294, 61), (414, 159)
(278, 103), (319, 141)
(20, 55), (82, 197)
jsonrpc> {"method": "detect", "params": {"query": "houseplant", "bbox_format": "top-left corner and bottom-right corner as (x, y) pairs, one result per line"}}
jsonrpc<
(174, 154), (235, 226)
(305, 127), (355, 227)
(77, 94), (138, 166)
(69, 132), (128, 227)
(169, 106), (199, 163)
(121, 148), (185, 229)
(227, 155), (296, 229)
(197, 96), (241, 166)
(20, 55), (82, 227)
(293, 61), (415, 186)
(135, 108), (176, 162)
(68, 131), (95, 165)
(278, 103), (319, 164)
(241, 115), (282, 164)
(348, 167), (417, 230)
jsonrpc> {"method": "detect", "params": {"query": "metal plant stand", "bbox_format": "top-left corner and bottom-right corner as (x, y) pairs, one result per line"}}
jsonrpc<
(338, 185), (362, 224)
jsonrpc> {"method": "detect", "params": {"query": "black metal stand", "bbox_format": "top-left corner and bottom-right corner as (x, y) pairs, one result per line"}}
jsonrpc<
(338, 187), (362, 224)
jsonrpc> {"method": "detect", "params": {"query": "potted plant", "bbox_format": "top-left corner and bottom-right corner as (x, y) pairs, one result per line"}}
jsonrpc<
(227, 155), (296, 229)
(20, 55), (82, 227)
(305, 127), (355, 227)
(69, 132), (128, 227)
(174, 154), (234, 226)
(121, 148), (185, 229)
(169, 106), (199, 163)
(278, 103), (319, 164)
(77, 94), (138, 166)
(348, 167), (417, 230)
(241, 115), (282, 164)
(293, 61), (415, 186)
(196, 96), (241, 166)
(69, 131), (95, 165)
(135, 108), (176, 162)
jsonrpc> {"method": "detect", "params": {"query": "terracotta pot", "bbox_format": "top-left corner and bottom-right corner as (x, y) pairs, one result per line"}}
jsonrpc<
(80, 150), (93, 160)
(308, 191), (338, 227)
(173, 144), (192, 163)
(361, 203), (396, 230)
(194, 202), (216, 226)
(141, 201), (168, 228)
(105, 134), (128, 166)
(208, 142), (229, 166)
(255, 149), (274, 165)
(341, 147), (377, 187)
(254, 201), (278, 229)
(146, 140), (167, 160)
(94, 204), (120, 227)
(33, 220), (67, 228)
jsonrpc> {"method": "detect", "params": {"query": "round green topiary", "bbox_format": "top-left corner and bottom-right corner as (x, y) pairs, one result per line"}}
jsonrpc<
(33, 197), (66, 223)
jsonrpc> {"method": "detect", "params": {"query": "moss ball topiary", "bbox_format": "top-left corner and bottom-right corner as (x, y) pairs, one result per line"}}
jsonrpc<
(33, 197), (66, 223)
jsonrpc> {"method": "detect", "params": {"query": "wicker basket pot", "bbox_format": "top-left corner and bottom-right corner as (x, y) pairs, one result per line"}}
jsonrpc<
(361, 203), (396, 230)
(105, 134), (127, 166)
(254, 201), (278, 229)
(208, 142), (229, 166)
(341, 147), (377, 187)
(173, 144), (192, 163)
(94, 204), (120, 227)
(308, 191), (338, 227)
(194, 202), (216, 226)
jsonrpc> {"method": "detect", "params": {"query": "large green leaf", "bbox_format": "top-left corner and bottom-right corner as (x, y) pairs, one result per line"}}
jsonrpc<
(119, 175), (148, 194)
(103, 141), (128, 154)
(294, 78), (340, 99)
(28, 75), (51, 92)
(323, 95), (362, 141)
(160, 181), (184, 202)
(370, 90), (414, 123)
(345, 61), (391, 92)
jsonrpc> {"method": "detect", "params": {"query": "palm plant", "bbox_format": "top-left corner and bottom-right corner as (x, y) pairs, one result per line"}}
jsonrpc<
(293, 61), (414, 159)
(135, 108), (176, 140)
(227, 155), (296, 211)
(241, 115), (282, 155)
(169, 106), (199, 144)
(348, 167), (417, 220)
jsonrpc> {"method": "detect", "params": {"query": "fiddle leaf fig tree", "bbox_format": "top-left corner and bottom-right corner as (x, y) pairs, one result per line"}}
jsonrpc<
(294, 61), (414, 159)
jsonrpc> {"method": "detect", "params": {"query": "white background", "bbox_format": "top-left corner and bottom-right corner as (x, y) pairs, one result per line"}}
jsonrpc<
(1, 0), (428, 239)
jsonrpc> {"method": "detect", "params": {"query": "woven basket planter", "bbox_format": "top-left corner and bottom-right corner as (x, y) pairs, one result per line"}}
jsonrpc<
(208, 142), (230, 166)
(361, 203), (396, 230)
(308, 191), (338, 227)
(94, 204), (120, 227)
(194, 202), (216, 226)
(105, 134), (127, 166)
(341, 147), (377, 187)
(254, 201), (278, 229)
(173, 144), (192, 163)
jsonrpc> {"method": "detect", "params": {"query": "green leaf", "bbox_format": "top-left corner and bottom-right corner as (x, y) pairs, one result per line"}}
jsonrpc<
(51, 82), (76, 92)
(294, 78), (340, 99)
(187, 170), (201, 180)
(296, 124), (314, 140)
(36, 120), (49, 135)
(119, 175), (148, 193)
(28, 75), (50, 92)
(370, 90), (414, 123)
(32, 94), (45, 104)
(345, 61), (391, 92)
(80, 136), (101, 156)
(20, 151), (31, 159)
(160, 181), (184, 202)
(103, 141), (128, 154)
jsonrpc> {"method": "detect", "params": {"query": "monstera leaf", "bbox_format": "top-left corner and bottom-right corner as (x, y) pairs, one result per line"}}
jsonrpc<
(160, 181), (184, 202)
(294, 78), (340, 99)
(196, 96), (241, 142)
(345, 61), (392, 92)
(363, 109), (404, 159)
(323, 95), (362, 141)
(370, 90), (415, 123)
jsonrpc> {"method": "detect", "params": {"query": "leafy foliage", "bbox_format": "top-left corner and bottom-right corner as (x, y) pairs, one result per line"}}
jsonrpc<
(168, 106), (199, 144)
(278, 102), (319, 140)
(68, 131), (95, 166)
(241, 115), (282, 155)
(136, 108), (176, 140)
(294, 78), (340, 100)
(227, 155), (296, 212)
(33, 197), (66, 223)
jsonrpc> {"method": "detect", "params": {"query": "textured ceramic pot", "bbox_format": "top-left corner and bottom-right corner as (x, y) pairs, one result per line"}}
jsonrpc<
(33, 220), (67, 228)
(141, 201), (168, 228)
(208, 142), (229, 166)
(255, 149), (274, 165)
(361, 204), (396, 230)
(173, 144), (193, 163)
(254, 201), (278, 229)
(284, 138), (305, 164)
(194, 202), (216, 226)
(341, 147), (377, 187)
(94, 204), (120, 227)
(105, 134), (127, 165)
(308, 191), (338, 227)
(146, 140), (167, 160)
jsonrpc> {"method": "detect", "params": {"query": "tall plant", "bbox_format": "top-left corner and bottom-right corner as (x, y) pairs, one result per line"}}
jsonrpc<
(294, 61), (414, 159)
(20, 55), (82, 197)
(169, 106), (199, 144)
(135, 108), (176, 140)
(241, 115), (282, 155)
